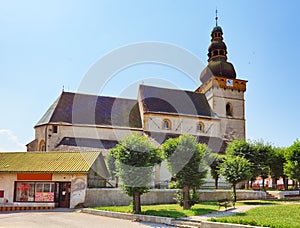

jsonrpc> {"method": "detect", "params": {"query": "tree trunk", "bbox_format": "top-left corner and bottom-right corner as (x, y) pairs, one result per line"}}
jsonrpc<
(183, 185), (190, 210)
(215, 177), (219, 189)
(133, 192), (141, 214)
(233, 184), (237, 202)
(262, 178), (265, 190)
(283, 176), (288, 190)
(115, 176), (119, 188)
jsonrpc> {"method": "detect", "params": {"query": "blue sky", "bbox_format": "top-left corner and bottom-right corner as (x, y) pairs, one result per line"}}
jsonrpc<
(0, 0), (299, 151)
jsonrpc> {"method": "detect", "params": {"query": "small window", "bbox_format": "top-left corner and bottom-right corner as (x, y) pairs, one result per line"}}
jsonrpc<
(226, 103), (233, 116)
(53, 125), (58, 133)
(197, 122), (205, 132)
(163, 119), (171, 130)
(0, 190), (4, 198)
(220, 50), (225, 55)
(213, 50), (218, 56)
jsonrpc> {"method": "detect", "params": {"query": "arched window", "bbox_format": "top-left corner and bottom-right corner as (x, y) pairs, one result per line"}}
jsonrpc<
(163, 119), (171, 130)
(39, 139), (45, 151)
(197, 122), (205, 132)
(226, 103), (233, 116)
(213, 50), (218, 56)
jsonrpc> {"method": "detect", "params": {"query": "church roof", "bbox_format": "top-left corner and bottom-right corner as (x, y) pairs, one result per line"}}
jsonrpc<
(58, 137), (118, 149)
(145, 131), (227, 153)
(36, 92), (142, 128)
(139, 85), (213, 117)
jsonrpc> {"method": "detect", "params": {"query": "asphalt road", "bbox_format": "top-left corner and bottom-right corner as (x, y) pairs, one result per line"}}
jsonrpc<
(0, 210), (170, 228)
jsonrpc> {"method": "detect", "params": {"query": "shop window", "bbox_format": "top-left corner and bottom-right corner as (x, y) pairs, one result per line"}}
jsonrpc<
(15, 182), (55, 202)
(163, 119), (171, 130)
(0, 190), (4, 198)
(15, 182), (35, 202)
(197, 122), (205, 132)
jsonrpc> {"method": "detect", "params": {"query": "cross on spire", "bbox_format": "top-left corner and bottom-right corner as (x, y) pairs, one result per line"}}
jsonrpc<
(215, 9), (218, 26)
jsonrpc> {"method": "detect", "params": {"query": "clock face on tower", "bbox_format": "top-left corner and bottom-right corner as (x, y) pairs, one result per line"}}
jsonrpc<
(226, 79), (233, 87)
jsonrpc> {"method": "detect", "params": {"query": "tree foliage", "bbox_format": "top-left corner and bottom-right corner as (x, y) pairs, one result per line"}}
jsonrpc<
(284, 139), (300, 186)
(111, 133), (162, 214)
(219, 156), (252, 202)
(162, 134), (207, 209)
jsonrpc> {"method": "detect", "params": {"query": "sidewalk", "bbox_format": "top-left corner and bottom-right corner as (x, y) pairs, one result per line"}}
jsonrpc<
(180, 205), (260, 222)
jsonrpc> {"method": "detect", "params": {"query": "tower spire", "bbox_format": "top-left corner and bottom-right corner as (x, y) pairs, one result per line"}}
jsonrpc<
(215, 9), (218, 26)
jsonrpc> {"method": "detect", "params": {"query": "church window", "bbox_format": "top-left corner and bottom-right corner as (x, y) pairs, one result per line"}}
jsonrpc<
(213, 50), (218, 56)
(226, 103), (233, 116)
(163, 119), (171, 130)
(197, 122), (205, 132)
(53, 125), (58, 134)
(38, 139), (45, 151)
(220, 50), (224, 55)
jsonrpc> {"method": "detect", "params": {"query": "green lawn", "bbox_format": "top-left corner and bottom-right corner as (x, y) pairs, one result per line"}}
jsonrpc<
(210, 204), (300, 228)
(93, 202), (219, 218)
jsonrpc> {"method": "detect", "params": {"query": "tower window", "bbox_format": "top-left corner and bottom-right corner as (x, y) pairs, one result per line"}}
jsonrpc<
(163, 119), (171, 130)
(226, 103), (233, 116)
(220, 50), (224, 55)
(53, 125), (58, 133)
(197, 122), (205, 132)
(213, 50), (218, 56)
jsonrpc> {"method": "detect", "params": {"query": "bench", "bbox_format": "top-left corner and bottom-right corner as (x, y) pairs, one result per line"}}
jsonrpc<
(218, 199), (235, 210)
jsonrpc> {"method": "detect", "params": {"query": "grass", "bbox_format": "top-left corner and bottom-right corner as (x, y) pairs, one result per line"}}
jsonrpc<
(93, 202), (219, 218)
(210, 204), (300, 228)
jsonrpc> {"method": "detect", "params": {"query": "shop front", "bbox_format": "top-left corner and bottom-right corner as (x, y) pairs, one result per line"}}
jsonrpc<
(0, 151), (109, 210)
(14, 180), (71, 208)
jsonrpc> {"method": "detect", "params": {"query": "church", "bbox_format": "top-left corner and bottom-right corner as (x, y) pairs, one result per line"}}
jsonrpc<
(27, 19), (247, 165)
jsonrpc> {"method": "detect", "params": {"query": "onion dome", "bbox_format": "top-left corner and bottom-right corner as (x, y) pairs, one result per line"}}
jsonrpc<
(200, 15), (236, 83)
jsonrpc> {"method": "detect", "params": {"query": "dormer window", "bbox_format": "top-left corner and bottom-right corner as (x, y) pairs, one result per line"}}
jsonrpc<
(163, 119), (171, 130)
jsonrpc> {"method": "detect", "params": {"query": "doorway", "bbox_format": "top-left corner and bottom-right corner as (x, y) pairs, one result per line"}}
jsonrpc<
(55, 182), (71, 208)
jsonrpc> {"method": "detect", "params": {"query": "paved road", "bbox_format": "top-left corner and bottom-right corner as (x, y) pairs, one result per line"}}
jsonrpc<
(0, 210), (170, 228)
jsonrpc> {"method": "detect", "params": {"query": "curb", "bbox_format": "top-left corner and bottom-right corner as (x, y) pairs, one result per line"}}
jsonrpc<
(82, 208), (174, 225)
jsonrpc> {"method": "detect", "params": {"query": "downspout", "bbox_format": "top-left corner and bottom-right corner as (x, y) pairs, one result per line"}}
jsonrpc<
(44, 125), (48, 151)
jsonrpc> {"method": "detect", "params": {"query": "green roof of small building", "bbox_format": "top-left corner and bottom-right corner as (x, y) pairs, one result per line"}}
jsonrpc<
(0, 151), (102, 174)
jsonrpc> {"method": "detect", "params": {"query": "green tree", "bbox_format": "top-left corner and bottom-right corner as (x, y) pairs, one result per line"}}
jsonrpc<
(162, 134), (207, 209)
(226, 140), (257, 188)
(106, 148), (118, 187)
(209, 154), (225, 189)
(284, 139), (300, 193)
(252, 140), (273, 190)
(219, 156), (252, 202)
(269, 147), (287, 189)
(112, 134), (162, 214)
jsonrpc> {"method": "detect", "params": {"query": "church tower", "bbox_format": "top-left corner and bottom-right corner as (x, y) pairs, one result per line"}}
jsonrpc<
(196, 13), (247, 142)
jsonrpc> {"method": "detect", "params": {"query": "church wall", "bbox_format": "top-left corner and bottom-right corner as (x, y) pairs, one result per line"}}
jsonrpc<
(143, 113), (221, 138)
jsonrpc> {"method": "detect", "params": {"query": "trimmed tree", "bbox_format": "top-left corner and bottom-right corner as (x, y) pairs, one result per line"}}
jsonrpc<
(209, 154), (225, 189)
(269, 147), (287, 189)
(219, 156), (252, 202)
(112, 133), (162, 214)
(226, 139), (257, 188)
(162, 134), (207, 209)
(284, 139), (300, 193)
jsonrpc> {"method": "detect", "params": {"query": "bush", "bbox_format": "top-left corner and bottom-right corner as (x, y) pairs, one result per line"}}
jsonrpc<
(175, 191), (200, 207)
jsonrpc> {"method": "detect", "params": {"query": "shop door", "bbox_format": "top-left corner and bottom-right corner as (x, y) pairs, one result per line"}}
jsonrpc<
(58, 182), (71, 208)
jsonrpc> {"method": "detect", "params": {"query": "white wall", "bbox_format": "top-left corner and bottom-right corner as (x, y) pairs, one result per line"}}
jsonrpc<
(0, 174), (16, 203)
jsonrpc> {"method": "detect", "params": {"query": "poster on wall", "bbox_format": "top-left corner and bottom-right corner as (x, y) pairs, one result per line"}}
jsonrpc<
(35, 192), (54, 202)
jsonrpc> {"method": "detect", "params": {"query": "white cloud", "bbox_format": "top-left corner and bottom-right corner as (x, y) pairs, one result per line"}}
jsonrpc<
(0, 129), (26, 152)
